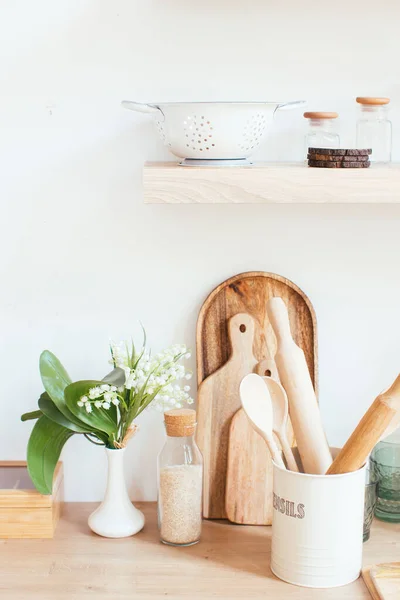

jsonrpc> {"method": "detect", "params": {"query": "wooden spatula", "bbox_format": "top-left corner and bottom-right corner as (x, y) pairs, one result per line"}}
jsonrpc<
(327, 374), (400, 475)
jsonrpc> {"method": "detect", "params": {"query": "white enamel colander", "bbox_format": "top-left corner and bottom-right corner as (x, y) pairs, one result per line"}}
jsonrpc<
(122, 100), (305, 166)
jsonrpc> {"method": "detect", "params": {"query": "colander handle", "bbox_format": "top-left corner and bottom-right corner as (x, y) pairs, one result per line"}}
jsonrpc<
(121, 101), (165, 121)
(275, 100), (306, 111)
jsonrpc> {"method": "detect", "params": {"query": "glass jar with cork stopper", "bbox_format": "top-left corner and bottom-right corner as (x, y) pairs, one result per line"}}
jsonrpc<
(304, 112), (340, 156)
(157, 408), (203, 546)
(356, 97), (392, 163)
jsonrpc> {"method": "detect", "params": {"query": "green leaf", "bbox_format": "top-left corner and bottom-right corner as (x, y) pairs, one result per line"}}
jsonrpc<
(128, 371), (154, 421)
(27, 415), (74, 494)
(21, 410), (42, 422)
(65, 381), (118, 436)
(102, 367), (125, 387)
(22, 392), (107, 442)
(130, 337), (136, 368)
(132, 325), (147, 370)
(138, 386), (162, 416)
(38, 393), (107, 444)
(39, 351), (94, 429)
(38, 392), (101, 437)
(40, 350), (71, 404)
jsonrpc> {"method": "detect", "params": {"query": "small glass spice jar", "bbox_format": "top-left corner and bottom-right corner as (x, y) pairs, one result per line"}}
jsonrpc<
(304, 112), (340, 155)
(157, 408), (203, 546)
(356, 97), (392, 163)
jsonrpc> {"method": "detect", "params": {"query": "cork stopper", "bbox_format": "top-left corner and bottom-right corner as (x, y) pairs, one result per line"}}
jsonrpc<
(356, 97), (390, 106)
(304, 112), (338, 119)
(164, 408), (196, 437)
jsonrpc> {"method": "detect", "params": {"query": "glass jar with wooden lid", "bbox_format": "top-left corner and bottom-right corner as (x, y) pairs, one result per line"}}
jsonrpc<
(157, 409), (203, 546)
(304, 112), (340, 156)
(356, 97), (392, 163)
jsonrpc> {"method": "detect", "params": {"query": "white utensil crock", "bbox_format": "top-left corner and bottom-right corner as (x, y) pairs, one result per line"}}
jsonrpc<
(88, 448), (145, 538)
(271, 448), (366, 588)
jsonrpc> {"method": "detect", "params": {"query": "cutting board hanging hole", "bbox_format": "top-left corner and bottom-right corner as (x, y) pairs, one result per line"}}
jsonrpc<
(239, 324), (246, 332)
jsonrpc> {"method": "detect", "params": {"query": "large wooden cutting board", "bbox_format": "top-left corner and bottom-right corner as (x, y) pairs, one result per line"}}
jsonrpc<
(196, 272), (317, 520)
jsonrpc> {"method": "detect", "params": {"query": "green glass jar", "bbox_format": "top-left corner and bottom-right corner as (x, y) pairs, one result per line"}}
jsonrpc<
(370, 432), (400, 523)
(363, 467), (378, 541)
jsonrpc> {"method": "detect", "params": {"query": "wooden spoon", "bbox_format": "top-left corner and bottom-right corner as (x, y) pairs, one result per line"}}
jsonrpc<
(239, 373), (286, 469)
(263, 377), (299, 472)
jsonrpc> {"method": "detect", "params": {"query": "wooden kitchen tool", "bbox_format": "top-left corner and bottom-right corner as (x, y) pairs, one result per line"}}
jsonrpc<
(267, 297), (332, 474)
(196, 313), (258, 519)
(225, 359), (280, 525)
(380, 404), (400, 441)
(197, 272), (317, 519)
(239, 373), (285, 468)
(371, 563), (400, 599)
(363, 563), (400, 600)
(225, 409), (271, 524)
(362, 566), (381, 600)
(265, 377), (299, 472)
(327, 374), (400, 475)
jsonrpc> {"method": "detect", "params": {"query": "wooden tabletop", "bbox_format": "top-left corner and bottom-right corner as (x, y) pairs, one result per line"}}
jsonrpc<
(1, 502), (399, 599)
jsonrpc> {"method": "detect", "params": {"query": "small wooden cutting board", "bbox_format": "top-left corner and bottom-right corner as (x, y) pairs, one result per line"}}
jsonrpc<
(196, 313), (258, 519)
(225, 359), (281, 525)
(363, 566), (382, 600)
(371, 563), (400, 599)
(225, 408), (271, 524)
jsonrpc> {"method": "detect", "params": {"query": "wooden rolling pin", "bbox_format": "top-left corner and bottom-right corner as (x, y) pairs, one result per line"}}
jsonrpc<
(266, 297), (332, 474)
(327, 374), (400, 475)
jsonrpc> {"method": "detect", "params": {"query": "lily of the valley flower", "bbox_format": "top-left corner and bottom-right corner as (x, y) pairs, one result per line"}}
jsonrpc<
(77, 338), (194, 420)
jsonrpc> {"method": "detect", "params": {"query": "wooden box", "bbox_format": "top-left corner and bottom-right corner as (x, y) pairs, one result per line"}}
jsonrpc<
(0, 461), (64, 538)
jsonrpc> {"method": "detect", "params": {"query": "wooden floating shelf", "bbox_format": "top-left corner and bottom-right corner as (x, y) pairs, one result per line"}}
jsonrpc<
(143, 162), (400, 204)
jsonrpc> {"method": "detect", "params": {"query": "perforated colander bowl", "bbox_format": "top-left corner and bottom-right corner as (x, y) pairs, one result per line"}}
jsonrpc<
(122, 101), (305, 166)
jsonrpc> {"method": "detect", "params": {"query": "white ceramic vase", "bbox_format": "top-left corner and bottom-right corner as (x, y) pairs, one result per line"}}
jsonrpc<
(88, 447), (145, 538)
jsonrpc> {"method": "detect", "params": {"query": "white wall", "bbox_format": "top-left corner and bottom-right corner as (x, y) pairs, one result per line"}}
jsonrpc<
(1, 0), (399, 501)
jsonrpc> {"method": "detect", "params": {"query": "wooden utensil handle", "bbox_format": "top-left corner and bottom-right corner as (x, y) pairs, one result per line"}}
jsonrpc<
(278, 434), (299, 472)
(267, 298), (292, 342)
(327, 374), (400, 475)
(267, 435), (286, 469)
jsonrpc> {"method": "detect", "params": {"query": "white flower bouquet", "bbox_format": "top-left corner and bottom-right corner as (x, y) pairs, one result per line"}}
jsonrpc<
(21, 334), (193, 494)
